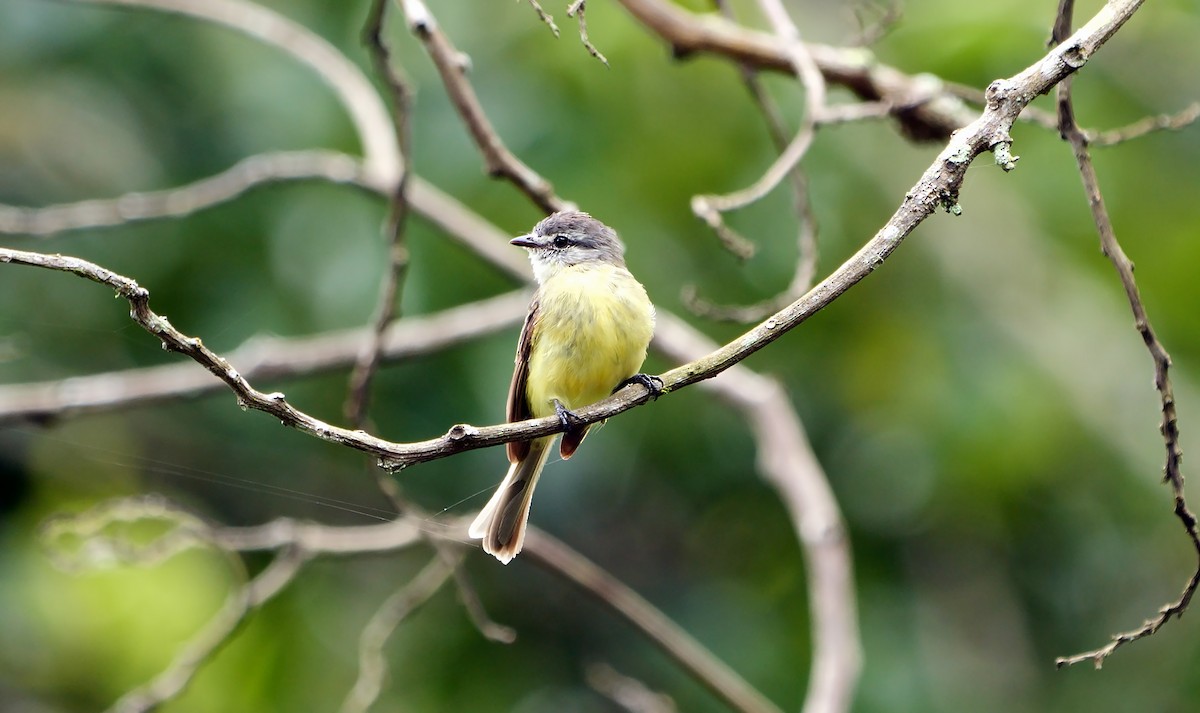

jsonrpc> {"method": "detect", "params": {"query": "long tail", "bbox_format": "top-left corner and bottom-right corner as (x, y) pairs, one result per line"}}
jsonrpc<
(468, 437), (553, 564)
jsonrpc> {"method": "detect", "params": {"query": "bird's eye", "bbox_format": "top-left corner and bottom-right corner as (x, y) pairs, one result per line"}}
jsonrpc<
(552, 235), (570, 249)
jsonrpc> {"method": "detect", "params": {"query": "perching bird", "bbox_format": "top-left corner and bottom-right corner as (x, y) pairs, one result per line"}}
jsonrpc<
(468, 211), (657, 564)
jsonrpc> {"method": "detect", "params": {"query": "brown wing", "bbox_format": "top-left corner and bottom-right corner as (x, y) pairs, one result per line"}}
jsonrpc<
(505, 296), (539, 463)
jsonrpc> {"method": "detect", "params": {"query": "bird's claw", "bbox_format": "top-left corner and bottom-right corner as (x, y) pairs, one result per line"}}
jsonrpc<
(613, 373), (664, 399)
(553, 400), (585, 430)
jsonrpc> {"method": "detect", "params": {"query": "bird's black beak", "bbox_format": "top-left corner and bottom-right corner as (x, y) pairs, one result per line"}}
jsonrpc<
(510, 234), (538, 248)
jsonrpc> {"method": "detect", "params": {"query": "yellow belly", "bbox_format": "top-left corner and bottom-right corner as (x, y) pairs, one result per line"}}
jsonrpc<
(525, 264), (654, 418)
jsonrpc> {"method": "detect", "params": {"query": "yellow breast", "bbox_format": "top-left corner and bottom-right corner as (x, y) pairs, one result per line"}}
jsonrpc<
(525, 263), (654, 418)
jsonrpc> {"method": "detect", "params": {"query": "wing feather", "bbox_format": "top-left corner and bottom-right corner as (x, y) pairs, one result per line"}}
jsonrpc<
(505, 297), (539, 463)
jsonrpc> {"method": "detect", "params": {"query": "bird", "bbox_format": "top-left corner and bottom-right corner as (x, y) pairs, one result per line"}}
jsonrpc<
(468, 211), (658, 564)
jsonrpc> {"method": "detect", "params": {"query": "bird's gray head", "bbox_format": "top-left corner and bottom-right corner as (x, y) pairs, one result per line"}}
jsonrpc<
(512, 211), (626, 283)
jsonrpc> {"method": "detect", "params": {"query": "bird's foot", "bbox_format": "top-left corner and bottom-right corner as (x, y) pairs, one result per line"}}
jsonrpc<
(553, 400), (586, 430)
(613, 373), (665, 399)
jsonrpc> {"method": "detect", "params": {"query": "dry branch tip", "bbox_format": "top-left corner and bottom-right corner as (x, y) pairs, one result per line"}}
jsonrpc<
(525, 0), (561, 37)
(568, 0), (610, 66)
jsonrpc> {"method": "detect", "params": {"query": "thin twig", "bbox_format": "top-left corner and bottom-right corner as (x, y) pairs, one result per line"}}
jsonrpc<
(210, 516), (431, 554)
(345, 0), (416, 429)
(444, 551), (518, 643)
(690, 91), (820, 247)
(586, 663), (678, 713)
(0, 167), (525, 285)
(396, 0), (571, 214)
(43, 492), (437, 557)
(523, 0), (561, 36)
(339, 555), (457, 713)
(712, 0), (791, 149)
(523, 527), (783, 713)
(689, 0), (825, 271)
(946, 82), (1199, 147)
(615, 0), (977, 141)
(567, 0), (609, 66)
(1087, 101), (1200, 146)
(685, 140), (821, 322)
(818, 101), (895, 124)
(0, 150), (371, 236)
(1049, 0), (1200, 670)
(684, 0), (819, 321)
(846, 0), (903, 47)
(653, 313), (860, 713)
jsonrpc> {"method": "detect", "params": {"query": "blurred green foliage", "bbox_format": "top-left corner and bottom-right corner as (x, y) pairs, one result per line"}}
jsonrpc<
(2, 0), (1200, 711)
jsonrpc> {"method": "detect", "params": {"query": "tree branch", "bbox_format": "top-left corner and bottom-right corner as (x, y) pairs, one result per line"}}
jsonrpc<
(587, 663), (678, 713)
(653, 314), (860, 713)
(524, 527), (783, 713)
(397, 0), (571, 214)
(521, 0), (561, 37)
(567, 0), (609, 66)
(1049, 0), (1200, 670)
(1086, 101), (1200, 146)
(0, 289), (528, 424)
(339, 555), (457, 713)
(0, 150), (371, 236)
(106, 546), (310, 713)
(615, 0), (976, 141)
(344, 0), (416, 429)
(689, 0), (826, 257)
(685, 0), (821, 320)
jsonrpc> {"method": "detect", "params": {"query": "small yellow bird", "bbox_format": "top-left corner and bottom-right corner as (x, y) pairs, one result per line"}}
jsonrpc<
(469, 211), (657, 564)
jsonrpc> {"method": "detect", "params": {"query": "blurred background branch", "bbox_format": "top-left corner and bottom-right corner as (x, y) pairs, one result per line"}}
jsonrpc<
(342, 0), (416, 431)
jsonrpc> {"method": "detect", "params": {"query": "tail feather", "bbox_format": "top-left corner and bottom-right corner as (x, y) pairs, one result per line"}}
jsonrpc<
(469, 438), (552, 564)
(559, 425), (590, 459)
